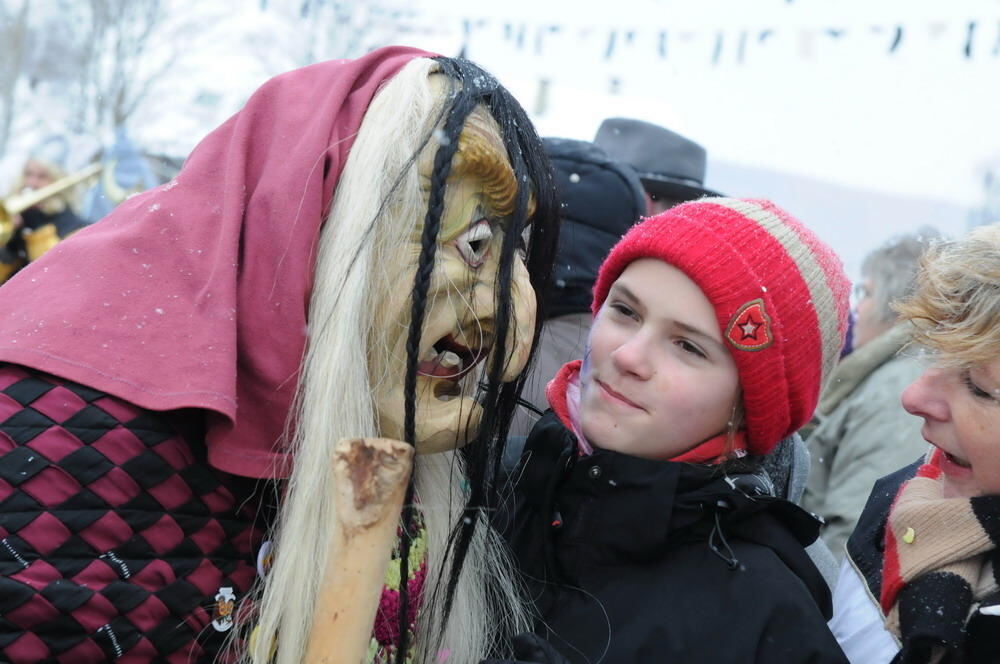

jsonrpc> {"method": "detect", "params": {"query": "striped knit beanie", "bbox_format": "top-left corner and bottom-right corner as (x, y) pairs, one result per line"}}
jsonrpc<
(591, 198), (851, 455)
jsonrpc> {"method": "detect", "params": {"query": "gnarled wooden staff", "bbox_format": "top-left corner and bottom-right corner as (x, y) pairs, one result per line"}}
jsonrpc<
(305, 437), (414, 663)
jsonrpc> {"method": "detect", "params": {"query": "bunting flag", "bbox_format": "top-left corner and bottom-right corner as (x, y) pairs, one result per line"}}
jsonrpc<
(451, 16), (999, 64)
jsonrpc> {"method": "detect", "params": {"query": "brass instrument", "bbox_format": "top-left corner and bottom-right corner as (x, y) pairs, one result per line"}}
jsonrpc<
(0, 162), (103, 245)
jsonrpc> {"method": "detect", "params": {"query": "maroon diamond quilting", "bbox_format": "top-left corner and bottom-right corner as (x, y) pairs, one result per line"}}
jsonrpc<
(0, 366), (28, 390)
(0, 428), (16, 454)
(0, 393), (28, 423)
(91, 395), (142, 423)
(147, 474), (192, 511)
(91, 428), (145, 466)
(0, 366), (263, 663)
(185, 558), (223, 596)
(24, 386), (88, 425)
(56, 637), (105, 664)
(4, 629), (51, 661)
(71, 559), (119, 590)
(19, 466), (79, 507)
(0, 477), (15, 504)
(25, 427), (83, 464)
(189, 519), (226, 555)
(200, 485), (235, 514)
(87, 467), (142, 507)
(149, 439), (194, 472)
(138, 515), (185, 555)
(16, 512), (72, 556)
(4, 590), (59, 629)
(124, 594), (171, 633)
(131, 559), (176, 592)
(70, 590), (119, 633)
(11, 559), (61, 592)
(78, 511), (134, 553)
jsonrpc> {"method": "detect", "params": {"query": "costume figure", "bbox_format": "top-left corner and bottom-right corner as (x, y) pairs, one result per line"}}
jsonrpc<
(0, 47), (558, 664)
(0, 155), (89, 283)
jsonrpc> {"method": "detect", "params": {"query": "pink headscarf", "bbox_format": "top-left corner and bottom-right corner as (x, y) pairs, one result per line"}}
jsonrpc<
(0, 46), (432, 479)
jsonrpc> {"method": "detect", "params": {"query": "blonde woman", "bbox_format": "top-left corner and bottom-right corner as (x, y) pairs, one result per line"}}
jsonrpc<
(831, 223), (1000, 664)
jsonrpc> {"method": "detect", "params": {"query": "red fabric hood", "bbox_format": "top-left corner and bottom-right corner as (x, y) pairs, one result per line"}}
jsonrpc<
(0, 46), (431, 479)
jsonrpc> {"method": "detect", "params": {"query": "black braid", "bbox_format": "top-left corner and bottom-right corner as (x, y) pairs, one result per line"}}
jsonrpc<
(392, 55), (560, 663)
(396, 61), (478, 664)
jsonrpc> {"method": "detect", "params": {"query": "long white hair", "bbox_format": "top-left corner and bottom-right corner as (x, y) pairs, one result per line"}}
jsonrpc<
(244, 57), (530, 664)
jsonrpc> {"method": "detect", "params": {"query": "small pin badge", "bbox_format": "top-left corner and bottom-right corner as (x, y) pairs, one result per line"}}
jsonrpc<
(212, 586), (236, 632)
(256, 541), (274, 578)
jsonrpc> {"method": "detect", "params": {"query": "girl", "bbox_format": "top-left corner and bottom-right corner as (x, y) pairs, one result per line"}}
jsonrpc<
(831, 224), (1000, 663)
(505, 198), (852, 663)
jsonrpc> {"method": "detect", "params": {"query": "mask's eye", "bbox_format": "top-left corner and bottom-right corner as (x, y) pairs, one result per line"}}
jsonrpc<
(456, 219), (494, 267)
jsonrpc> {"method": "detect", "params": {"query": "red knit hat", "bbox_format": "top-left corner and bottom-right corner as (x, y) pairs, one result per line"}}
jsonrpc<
(592, 198), (851, 455)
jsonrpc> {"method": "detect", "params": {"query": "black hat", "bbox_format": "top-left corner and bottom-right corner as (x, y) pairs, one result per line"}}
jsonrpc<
(593, 117), (720, 201)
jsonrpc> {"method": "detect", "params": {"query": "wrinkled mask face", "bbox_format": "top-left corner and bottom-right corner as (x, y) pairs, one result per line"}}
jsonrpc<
(372, 104), (537, 454)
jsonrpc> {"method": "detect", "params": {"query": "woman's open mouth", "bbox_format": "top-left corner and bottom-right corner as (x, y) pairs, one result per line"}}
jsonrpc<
(417, 334), (488, 399)
(943, 451), (971, 469)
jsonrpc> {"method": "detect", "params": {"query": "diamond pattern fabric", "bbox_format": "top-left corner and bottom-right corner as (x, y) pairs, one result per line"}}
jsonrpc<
(0, 365), (263, 662)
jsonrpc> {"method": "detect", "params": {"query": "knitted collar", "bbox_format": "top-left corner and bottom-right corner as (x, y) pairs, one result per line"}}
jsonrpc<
(545, 360), (746, 464)
(371, 508), (428, 664)
(881, 448), (1000, 662)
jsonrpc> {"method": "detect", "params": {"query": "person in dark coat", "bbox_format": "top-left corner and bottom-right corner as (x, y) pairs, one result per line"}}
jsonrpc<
(510, 138), (646, 437)
(501, 198), (853, 663)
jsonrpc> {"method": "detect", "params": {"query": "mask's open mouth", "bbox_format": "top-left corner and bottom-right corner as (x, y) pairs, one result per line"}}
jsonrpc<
(418, 334), (489, 400)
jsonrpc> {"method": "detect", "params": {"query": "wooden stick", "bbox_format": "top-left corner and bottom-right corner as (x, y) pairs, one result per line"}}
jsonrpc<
(305, 437), (414, 664)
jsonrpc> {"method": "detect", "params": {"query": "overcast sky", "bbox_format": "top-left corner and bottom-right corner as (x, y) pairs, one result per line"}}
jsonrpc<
(405, 0), (1000, 208)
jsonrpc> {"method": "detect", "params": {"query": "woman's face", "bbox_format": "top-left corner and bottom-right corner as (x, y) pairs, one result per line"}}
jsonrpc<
(901, 358), (1000, 498)
(22, 159), (55, 191)
(580, 259), (741, 460)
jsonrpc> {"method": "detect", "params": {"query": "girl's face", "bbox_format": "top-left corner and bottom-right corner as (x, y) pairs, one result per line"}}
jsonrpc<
(901, 358), (1000, 498)
(580, 258), (741, 460)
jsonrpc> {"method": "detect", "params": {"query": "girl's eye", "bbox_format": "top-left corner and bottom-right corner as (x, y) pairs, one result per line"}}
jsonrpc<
(962, 369), (995, 401)
(456, 219), (494, 267)
(678, 339), (707, 359)
(609, 302), (637, 320)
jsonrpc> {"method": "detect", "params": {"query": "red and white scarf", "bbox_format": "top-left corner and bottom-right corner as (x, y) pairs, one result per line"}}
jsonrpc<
(881, 448), (1000, 662)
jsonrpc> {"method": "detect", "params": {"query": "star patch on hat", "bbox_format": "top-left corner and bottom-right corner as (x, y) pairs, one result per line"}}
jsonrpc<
(726, 299), (773, 351)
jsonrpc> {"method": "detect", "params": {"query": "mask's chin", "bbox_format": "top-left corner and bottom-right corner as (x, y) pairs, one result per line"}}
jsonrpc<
(376, 375), (484, 455)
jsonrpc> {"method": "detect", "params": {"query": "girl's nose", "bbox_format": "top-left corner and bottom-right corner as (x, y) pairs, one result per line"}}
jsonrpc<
(900, 367), (950, 423)
(610, 333), (653, 380)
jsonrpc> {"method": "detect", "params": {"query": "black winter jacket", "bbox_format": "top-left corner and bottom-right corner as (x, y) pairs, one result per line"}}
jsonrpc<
(503, 412), (848, 664)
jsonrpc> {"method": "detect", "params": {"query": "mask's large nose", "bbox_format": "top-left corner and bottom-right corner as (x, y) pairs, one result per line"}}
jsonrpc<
(471, 245), (536, 384)
(501, 256), (537, 382)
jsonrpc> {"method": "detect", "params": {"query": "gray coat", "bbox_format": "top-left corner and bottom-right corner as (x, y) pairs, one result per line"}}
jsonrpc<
(802, 325), (928, 559)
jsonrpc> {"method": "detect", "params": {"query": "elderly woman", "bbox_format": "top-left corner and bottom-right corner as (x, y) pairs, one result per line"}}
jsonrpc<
(830, 223), (1000, 663)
